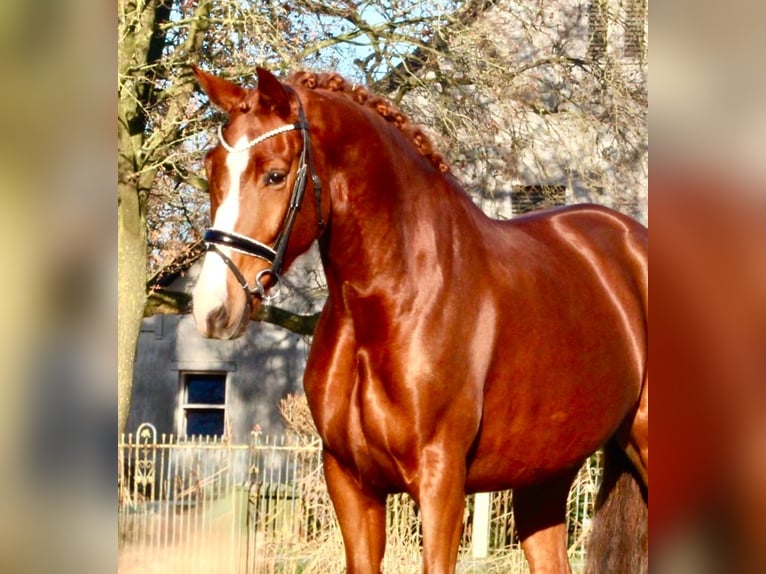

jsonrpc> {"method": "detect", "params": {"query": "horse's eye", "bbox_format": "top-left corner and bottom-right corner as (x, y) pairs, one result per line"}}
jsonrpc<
(265, 171), (287, 186)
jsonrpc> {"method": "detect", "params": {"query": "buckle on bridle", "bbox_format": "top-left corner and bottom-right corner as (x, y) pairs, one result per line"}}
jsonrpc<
(254, 268), (281, 303)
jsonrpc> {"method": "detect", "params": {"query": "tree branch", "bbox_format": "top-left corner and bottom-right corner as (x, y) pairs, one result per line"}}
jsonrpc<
(253, 305), (320, 337)
(144, 290), (320, 336)
(372, 0), (500, 95)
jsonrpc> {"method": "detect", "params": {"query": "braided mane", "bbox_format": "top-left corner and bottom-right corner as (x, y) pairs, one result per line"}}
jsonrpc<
(287, 71), (450, 174)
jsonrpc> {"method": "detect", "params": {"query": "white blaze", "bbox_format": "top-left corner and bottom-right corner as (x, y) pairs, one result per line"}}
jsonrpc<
(193, 136), (250, 327)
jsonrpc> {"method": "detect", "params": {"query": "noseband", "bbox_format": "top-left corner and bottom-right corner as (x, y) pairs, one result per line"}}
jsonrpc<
(203, 94), (323, 302)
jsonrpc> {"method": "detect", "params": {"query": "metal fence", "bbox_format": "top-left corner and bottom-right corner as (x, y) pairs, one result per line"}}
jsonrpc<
(119, 423), (601, 573)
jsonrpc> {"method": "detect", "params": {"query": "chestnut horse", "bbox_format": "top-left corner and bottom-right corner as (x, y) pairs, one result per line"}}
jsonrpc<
(191, 66), (648, 574)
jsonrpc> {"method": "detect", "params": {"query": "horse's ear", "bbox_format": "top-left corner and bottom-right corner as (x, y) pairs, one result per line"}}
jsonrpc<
(256, 67), (291, 118)
(192, 65), (247, 113)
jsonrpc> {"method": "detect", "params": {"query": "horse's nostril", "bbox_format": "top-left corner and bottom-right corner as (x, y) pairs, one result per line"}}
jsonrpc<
(205, 305), (229, 338)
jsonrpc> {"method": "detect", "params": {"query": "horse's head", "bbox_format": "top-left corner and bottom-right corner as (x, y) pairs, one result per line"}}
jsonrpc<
(191, 67), (325, 339)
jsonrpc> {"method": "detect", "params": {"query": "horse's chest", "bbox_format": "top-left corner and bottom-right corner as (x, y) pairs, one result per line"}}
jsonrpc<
(308, 348), (424, 490)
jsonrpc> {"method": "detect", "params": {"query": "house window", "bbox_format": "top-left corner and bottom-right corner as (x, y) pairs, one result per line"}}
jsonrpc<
(624, 0), (647, 59)
(180, 372), (227, 437)
(588, 0), (608, 60)
(511, 185), (566, 215)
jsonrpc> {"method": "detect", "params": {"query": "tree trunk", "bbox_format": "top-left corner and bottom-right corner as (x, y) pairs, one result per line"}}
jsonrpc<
(118, 179), (147, 433)
(117, 0), (174, 433)
(118, 0), (216, 433)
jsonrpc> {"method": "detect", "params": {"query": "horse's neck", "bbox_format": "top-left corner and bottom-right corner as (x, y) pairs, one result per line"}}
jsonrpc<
(307, 93), (486, 296)
(320, 152), (484, 301)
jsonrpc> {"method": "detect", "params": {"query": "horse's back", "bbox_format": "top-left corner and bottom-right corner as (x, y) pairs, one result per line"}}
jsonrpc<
(494, 203), (647, 320)
(508, 203), (647, 256)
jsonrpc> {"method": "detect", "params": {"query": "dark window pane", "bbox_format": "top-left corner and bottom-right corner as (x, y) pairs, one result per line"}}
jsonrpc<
(511, 185), (566, 214)
(186, 373), (225, 404)
(186, 409), (224, 437)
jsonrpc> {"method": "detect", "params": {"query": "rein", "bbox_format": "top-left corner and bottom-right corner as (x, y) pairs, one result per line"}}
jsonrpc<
(203, 93), (323, 302)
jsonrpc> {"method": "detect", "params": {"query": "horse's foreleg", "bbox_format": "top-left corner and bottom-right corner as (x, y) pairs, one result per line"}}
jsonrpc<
(415, 446), (467, 574)
(323, 450), (386, 574)
(513, 469), (579, 574)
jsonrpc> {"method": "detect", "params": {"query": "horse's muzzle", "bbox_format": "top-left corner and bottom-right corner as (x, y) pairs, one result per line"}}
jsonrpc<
(195, 298), (252, 340)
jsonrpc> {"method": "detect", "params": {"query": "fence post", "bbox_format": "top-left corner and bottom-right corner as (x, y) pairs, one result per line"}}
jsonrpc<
(472, 492), (490, 559)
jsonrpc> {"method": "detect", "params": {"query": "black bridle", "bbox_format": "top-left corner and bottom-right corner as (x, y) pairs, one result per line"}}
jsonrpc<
(203, 94), (324, 301)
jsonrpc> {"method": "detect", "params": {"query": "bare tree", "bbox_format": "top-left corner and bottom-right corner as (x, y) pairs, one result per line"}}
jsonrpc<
(394, 0), (647, 221)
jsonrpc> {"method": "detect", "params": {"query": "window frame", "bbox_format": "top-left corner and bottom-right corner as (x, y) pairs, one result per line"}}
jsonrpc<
(178, 371), (228, 438)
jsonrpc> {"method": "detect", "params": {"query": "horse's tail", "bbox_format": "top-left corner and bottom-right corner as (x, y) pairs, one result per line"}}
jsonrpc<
(585, 441), (648, 574)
